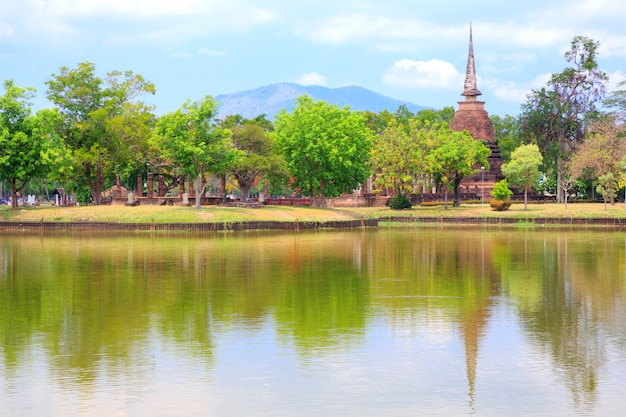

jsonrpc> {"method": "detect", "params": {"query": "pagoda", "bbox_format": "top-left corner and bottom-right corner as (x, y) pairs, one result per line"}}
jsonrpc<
(450, 24), (503, 196)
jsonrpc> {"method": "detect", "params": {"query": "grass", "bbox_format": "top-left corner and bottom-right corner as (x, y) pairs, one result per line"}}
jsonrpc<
(2, 201), (626, 224)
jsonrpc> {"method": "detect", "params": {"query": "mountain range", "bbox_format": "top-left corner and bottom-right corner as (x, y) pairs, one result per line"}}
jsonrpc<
(215, 83), (426, 120)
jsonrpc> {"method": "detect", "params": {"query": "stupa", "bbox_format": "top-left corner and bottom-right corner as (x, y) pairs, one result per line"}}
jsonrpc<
(450, 24), (503, 195)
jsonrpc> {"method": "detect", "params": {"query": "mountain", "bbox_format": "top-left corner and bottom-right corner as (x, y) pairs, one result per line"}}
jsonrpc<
(215, 83), (426, 120)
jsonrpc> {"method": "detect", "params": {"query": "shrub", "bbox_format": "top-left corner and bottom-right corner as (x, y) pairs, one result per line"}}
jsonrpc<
(491, 179), (513, 201)
(490, 200), (512, 211)
(388, 194), (412, 210)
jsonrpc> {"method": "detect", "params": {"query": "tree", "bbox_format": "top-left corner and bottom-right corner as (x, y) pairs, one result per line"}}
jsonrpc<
(426, 128), (491, 208)
(595, 173), (619, 210)
(0, 80), (68, 209)
(153, 96), (239, 209)
(370, 119), (426, 195)
(46, 61), (156, 204)
(491, 114), (522, 163)
(520, 36), (607, 203)
(569, 116), (626, 205)
(604, 80), (626, 122)
(221, 115), (285, 201)
(274, 96), (375, 207)
(501, 144), (543, 210)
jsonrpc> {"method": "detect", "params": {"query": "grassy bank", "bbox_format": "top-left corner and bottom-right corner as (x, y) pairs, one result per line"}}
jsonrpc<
(2, 201), (626, 224)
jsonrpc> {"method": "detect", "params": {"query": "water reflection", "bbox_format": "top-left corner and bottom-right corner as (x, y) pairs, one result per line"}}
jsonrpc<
(1, 228), (625, 416)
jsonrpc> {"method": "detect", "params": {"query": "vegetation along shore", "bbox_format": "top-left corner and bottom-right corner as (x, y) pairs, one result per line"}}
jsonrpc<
(3, 203), (626, 231)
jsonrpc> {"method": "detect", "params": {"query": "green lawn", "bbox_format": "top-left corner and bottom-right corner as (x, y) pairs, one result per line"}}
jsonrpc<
(2, 201), (626, 223)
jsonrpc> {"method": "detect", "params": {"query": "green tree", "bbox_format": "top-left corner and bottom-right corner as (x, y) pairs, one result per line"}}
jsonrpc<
(371, 119), (426, 195)
(274, 96), (375, 207)
(426, 128), (491, 208)
(46, 61), (156, 204)
(520, 36), (607, 203)
(221, 115), (285, 201)
(0, 80), (68, 209)
(491, 114), (522, 163)
(569, 116), (626, 205)
(604, 80), (626, 121)
(153, 96), (239, 209)
(595, 173), (619, 210)
(501, 144), (543, 210)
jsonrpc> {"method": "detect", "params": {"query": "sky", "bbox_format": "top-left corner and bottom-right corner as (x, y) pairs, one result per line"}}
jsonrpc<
(1, 0), (625, 117)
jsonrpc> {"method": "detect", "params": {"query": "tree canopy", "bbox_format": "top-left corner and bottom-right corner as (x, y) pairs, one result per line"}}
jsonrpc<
(520, 36), (607, 203)
(153, 96), (239, 208)
(501, 144), (543, 210)
(46, 61), (156, 204)
(0, 80), (68, 209)
(274, 96), (375, 207)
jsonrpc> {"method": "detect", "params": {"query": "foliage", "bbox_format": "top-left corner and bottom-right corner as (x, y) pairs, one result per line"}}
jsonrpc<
(426, 128), (491, 208)
(569, 116), (626, 205)
(491, 179), (513, 201)
(501, 144), (543, 210)
(603, 80), (626, 122)
(46, 61), (156, 205)
(221, 114), (286, 201)
(153, 96), (240, 208)
(370, 119), (427, 195)
(0, 80), (69, 208)
(491, 114), (522, 163)
(595, 173), (619, 210)
(274, 96), (375, 207)
(489, 200), (512, 211)
(520, 36), (607, 203)
(388, 193), (412, 210)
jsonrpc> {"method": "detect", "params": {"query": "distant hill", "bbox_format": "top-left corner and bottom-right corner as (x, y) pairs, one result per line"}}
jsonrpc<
(215, 83), (426, 120)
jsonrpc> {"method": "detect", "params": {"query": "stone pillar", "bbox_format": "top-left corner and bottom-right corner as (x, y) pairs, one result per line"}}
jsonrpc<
(137, 174), (143, 197)
(147, 173), (154, 199)
(158, 175), (165, 197)
(115, 174), (122, 199)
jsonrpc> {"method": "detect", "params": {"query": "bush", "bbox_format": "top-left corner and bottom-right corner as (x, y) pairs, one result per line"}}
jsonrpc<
(388, 194), (412, 210)
(490, 200), (512, 211)
(491, 179), (513, 201)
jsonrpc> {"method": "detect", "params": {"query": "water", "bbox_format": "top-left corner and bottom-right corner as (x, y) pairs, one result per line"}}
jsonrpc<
(1, 227), (625, 416)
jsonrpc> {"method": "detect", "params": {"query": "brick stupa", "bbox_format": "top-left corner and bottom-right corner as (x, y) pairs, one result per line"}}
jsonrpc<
(450, 25), (503, 194)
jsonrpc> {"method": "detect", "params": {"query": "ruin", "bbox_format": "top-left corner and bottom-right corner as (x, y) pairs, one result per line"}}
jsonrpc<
(450, 24), (503, 199)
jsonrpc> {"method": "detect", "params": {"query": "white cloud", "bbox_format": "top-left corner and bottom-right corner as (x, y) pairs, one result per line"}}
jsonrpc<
(20, 0), (275, 46)
(607, 70), (626, 90)
(297, 72), (329, 86)
(306, 15), (392, 44)
(197, 48), (229, 57)
(482, 73), (552, 105)
(383, 59), (462, 89)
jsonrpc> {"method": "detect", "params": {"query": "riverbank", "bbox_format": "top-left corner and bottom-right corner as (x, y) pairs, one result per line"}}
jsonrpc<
(2, 201), (626, 225)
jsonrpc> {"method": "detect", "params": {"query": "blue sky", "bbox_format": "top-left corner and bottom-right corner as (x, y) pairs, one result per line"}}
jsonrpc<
(1, 0), (625, 117)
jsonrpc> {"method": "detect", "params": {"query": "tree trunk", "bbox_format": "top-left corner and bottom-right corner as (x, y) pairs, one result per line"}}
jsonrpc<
(237, 176), (253, 201)
(194, 175), (205, 209)
(453, 174), (462, 207)
(524, 187), (528, 210)
(312, 189), (327, 208)
(557, 158), (564, 204)
(10, 180), (19, 210)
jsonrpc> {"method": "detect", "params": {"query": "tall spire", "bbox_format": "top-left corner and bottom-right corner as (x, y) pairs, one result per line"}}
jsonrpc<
(461, 23), (481, 98)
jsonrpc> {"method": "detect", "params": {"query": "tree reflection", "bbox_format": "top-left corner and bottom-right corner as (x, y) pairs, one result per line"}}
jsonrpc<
(1, 228), (625, 414)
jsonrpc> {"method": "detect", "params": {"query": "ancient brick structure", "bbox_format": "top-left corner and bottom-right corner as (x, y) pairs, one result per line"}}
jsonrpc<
(450, 25), (503, 197)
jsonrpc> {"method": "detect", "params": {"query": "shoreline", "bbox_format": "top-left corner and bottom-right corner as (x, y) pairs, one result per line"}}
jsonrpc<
(3, 203), (626, 232)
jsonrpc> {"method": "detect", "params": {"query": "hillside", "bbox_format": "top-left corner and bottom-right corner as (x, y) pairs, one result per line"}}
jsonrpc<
(215, 83), (426, 120)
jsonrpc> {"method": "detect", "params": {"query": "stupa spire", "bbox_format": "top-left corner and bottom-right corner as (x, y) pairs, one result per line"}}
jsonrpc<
(462, 23), (482, 98)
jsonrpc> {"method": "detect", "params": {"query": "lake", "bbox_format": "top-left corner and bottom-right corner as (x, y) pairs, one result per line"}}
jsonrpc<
(1, 227), (625, 416)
